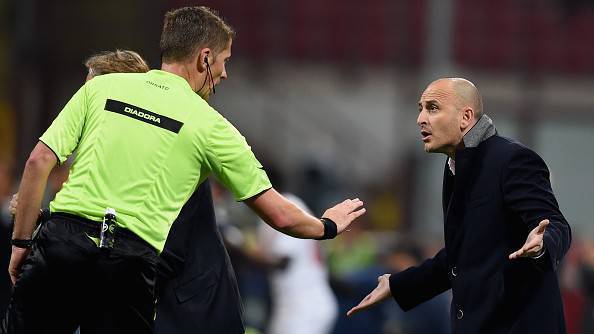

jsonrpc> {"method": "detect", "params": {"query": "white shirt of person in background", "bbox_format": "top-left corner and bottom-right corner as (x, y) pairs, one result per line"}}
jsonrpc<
(258, 193), (338, 334)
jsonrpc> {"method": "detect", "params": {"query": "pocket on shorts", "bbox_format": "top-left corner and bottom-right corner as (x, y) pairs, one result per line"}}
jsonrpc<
(174, 270), (218, 304)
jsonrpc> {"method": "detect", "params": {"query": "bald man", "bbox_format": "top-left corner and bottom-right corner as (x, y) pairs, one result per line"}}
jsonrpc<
(348, 78), (571, 334)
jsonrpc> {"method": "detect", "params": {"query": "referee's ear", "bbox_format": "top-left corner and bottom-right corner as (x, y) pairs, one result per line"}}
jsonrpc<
(195, 48), (211, 72)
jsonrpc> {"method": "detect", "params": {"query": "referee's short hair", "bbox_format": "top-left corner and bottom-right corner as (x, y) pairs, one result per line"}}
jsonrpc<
(160, 6), (235, 63)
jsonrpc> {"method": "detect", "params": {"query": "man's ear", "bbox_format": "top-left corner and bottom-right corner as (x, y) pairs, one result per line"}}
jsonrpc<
(196, 48), (211, 72)
(460, 107), (475, 130)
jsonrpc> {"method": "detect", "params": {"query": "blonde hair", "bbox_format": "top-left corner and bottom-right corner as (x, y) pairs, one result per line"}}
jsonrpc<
(84, 50), (149, 77)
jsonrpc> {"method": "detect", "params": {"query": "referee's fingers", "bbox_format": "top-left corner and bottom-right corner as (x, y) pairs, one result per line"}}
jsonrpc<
(349, 208), (366, 219)
(349, 199), (364, 210)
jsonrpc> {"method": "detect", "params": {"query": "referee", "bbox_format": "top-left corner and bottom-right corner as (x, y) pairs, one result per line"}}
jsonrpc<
(3, 6), (365, 334)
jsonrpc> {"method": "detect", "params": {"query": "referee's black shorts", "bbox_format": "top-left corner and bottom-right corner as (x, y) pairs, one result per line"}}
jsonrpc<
(1, 213), (158, 334)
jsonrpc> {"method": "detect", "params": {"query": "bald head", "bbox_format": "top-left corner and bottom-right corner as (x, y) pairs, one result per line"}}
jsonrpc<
(417, 77), (484, 157)
(429, 78), (483, 120)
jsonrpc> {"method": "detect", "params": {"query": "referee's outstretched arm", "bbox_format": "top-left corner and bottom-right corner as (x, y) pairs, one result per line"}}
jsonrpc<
(245, 188), (365, 240)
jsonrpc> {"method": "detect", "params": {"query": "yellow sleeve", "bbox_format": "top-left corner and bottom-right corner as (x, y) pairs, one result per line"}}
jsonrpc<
(39, 84), (88, 164)
(205, 116), (271, 201)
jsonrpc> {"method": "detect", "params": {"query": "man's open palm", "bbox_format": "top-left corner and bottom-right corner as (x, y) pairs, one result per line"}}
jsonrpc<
(347, 274), (392, 317)
(509, 219), (549, 259)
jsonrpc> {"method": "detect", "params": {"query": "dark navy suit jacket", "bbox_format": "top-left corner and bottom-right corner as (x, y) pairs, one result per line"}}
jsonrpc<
(154, 181), (244, 334)
(390, 135), (571, 334)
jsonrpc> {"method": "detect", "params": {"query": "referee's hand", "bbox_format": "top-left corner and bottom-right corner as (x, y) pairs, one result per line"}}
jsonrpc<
(9, 246), (30, 286)
(322, 198), (366, 235)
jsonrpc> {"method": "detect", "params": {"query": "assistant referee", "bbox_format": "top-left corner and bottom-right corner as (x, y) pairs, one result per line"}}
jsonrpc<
(3, 6), (365, 334)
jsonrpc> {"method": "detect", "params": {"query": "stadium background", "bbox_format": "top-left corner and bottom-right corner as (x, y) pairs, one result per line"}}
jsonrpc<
(0, 0), (593, 333)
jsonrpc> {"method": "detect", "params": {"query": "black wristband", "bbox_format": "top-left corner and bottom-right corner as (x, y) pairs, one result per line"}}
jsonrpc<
(315, 217), (338, 240)
(11, 238), (33, 249)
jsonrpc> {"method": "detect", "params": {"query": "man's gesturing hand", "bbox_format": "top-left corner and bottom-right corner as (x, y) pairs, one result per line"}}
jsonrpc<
(509, 219), (549, 260)
(347, 274), (391, 317)
(322, 198), (366, 235)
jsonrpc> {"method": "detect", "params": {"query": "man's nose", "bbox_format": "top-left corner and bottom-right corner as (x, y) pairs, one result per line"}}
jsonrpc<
(417, 110), (426, 126)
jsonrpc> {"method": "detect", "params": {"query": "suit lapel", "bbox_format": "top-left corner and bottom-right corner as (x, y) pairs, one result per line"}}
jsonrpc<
(444, 147), (479, 228)
(442, 160), (454, 217)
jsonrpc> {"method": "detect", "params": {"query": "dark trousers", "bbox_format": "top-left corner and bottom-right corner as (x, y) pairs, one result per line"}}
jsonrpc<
(0, 220), (12, 317)
(153, 181), (245, 334)
(1, 214), (158, 334)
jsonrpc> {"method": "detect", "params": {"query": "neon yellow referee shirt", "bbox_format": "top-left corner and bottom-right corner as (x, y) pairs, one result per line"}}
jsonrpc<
(40, 70), (271, 252)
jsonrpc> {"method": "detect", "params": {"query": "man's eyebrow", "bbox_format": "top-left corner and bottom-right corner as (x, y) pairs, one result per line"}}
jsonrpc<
(419, 99), (439, 106)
